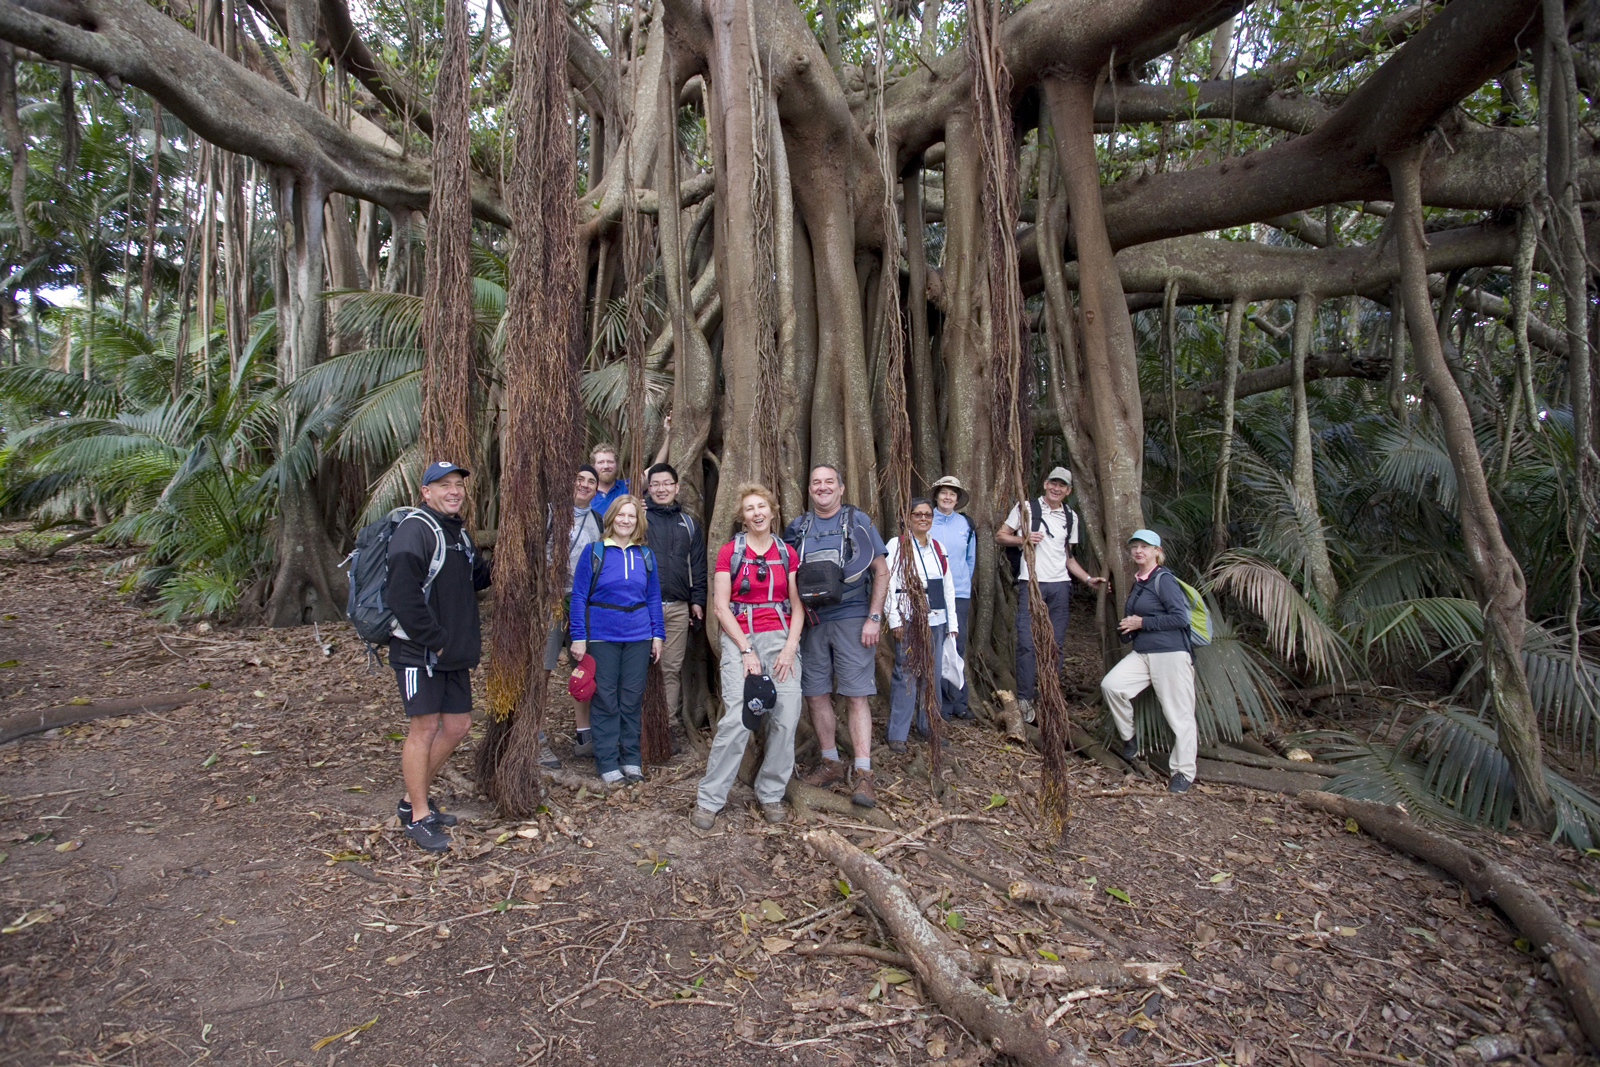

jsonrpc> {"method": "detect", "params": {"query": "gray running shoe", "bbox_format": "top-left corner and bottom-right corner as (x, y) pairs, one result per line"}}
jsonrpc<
(691, 808), (716, 830)
(1168, 773), (1192, 794)
(397, 797), (457, 827)
(404, 813), (451, 852)
(1017, 698), (1036, 724)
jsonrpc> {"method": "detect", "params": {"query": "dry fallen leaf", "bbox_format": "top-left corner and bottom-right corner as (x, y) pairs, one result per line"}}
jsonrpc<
(385, 952), (418, 966)
(2, 907), (55, 934)
(760, 936), (795, 955)
(310, 1015), (378, 1051)
(55, 839), (83, 853)
(927, 1035), (947, 1059)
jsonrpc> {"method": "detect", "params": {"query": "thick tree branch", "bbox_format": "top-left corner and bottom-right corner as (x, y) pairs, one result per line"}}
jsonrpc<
(1033, 349), (1388, 433)
(1097, 0), (1543, 249)
(0, 0), (509, 223)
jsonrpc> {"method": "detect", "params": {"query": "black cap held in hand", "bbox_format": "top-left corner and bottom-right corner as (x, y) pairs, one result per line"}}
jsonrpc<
(742, 672), (778, 731)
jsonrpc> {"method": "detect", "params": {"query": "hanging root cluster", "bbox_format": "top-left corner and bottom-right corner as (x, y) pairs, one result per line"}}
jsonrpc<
(416, 0), (478, 486)
(970, 0), (1070, 833)
(476, 0), (582, 816)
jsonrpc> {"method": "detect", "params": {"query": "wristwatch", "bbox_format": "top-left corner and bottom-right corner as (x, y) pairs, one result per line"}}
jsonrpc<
(868, 613), (882, 622)
(741, 647), (756, 656)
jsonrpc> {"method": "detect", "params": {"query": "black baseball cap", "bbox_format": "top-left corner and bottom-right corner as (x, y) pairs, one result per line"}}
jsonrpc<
(422, 460), (471, 485)
(743, 673), (777, 731)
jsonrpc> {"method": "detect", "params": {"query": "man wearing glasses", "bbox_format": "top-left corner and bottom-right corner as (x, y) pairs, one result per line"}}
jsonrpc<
(644, 462), (707, 730)
(996, 467), (1106, 722)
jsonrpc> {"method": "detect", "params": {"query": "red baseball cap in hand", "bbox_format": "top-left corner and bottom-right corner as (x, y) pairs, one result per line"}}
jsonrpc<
(567, 653), (597, 701)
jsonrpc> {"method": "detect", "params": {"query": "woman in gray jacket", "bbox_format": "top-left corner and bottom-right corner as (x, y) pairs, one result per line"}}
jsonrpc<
(1101, 529), (1198, 793)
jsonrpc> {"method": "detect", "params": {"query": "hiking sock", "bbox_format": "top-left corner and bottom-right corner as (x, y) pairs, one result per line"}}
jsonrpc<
(854, 756), (871, 772)
(821, 748), (839, 763)
(575, 729), (592, 746)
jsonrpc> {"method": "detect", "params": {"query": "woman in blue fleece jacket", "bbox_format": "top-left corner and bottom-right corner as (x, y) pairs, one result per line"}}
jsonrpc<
(570, 495), (665, 783)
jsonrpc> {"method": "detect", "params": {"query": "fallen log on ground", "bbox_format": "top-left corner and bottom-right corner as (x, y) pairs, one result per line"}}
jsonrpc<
(1008, 878), (1086, 907)
(787, 778), (896, 828)
(1069, 723), (1133, 773)
(1230, 734), (1281, 760)
(539, 767), (609, 793)
(14, 524), (104, 561)
(1298, 790), (1600, 1053)
(994, 690), (1030, 743)
(989, 958), (1179, 991)
(1195, 757), (1330, 795)
(1198, 744), (1346, 777)
(805, 829), (1098, 1067)
(0, 691), (201, 745)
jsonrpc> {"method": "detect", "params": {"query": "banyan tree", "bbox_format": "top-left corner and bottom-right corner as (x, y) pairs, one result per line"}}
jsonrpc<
(0, 0), (1593, 830)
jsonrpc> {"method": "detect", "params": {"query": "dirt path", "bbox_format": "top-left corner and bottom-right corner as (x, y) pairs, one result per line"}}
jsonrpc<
(0, 538), (1594, 1066)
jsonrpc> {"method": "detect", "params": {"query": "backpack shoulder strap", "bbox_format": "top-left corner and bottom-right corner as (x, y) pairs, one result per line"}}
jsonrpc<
(931, 538), (948, 571)
(1029, 497), (1044, 530)
(393, 508), (450, 595)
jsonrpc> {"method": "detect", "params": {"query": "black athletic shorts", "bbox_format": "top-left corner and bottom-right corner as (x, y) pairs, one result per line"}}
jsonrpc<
(394, 666), (473, 718)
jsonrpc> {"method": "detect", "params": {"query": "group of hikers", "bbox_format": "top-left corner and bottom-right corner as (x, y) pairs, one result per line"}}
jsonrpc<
(382, 449), (1203, 852)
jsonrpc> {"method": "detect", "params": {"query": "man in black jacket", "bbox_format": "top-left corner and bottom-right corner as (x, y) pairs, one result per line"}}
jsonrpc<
(386, 461), (492, 852)
(644, 462), (706, 730)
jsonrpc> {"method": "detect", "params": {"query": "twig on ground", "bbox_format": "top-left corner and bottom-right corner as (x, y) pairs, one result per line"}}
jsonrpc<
(874, 814), (1004, 857)
(797, 941), (913, 967)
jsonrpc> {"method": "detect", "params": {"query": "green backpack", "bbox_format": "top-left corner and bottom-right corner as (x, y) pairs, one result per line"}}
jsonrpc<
(1164, 572), (1212, 647)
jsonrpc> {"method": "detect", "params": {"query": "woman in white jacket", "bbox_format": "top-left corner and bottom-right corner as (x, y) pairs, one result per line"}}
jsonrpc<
(885, 498), (959, 752)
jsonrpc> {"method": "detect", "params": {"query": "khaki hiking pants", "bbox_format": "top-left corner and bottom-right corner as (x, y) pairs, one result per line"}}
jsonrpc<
(1102, 649), (1198, 781)
(659, 600), (692, 721)
(696, 629), (802, 812)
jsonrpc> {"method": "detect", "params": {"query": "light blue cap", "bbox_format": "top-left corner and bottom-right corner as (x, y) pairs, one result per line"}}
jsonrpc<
(1127, 528), (1162, 547)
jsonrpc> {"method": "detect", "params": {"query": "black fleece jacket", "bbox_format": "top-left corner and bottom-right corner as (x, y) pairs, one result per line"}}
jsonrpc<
(644, 499), (707, 607)
(385, 505), (492, 670)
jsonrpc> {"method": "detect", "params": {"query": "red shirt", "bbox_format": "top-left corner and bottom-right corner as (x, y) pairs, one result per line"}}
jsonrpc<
(716, 539), (795, 634)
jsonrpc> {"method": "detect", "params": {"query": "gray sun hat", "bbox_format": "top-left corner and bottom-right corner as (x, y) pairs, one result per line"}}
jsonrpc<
(1044, 466), (1073, 486)
(928, 475), (970, 510)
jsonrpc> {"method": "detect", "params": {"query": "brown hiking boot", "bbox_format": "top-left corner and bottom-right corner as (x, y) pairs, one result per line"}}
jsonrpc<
(802, 758), (847, 790)
(851, 769), (876, 808)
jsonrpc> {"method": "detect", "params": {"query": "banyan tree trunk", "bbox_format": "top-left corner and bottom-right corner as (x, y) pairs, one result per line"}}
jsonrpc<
(1044, 75), (1143, 602)
(939, 107), (999, 659)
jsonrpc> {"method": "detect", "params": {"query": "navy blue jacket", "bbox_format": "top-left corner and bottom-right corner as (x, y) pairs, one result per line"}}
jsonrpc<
(1121, 566), (1192, 655)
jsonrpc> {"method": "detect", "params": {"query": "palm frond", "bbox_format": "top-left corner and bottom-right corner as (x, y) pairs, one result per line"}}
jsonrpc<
(1374, 425), (1457, 511)
(1206, 550), (1351, 681)
(1356, 597), (1482, 668)
(0, 365), (121, 418)
(1292, 728), (1468, 825)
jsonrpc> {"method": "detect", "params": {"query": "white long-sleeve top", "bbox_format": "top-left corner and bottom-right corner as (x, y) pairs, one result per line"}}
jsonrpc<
(885, 534), (958, 633)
